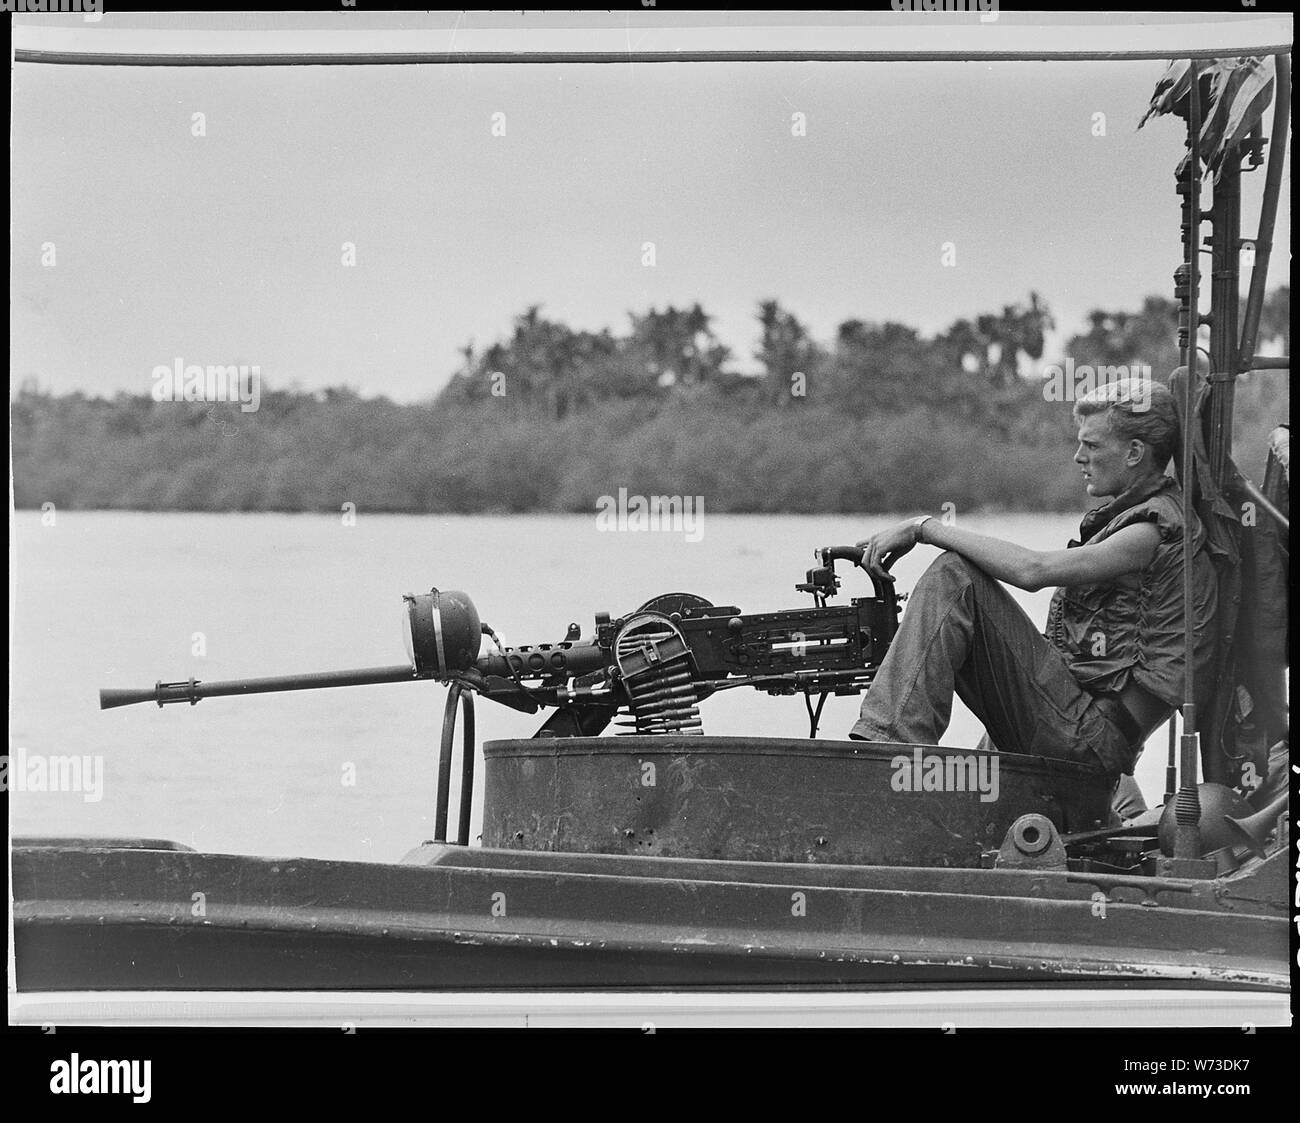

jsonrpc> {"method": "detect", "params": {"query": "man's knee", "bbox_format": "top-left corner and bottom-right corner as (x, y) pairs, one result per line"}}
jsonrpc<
(916, 550), (979, 591)
(894, 552), (981, 618)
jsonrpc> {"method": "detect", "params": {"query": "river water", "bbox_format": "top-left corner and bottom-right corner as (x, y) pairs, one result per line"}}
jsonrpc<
(10, 510), (1176, 862)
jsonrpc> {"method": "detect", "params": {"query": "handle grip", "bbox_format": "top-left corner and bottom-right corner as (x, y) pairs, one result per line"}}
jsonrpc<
(821, 545), (866, 566)
(815, 545), (896, 601)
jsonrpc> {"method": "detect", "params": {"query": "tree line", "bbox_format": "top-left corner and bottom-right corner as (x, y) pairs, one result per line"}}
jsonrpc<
(11, 288), (1288, 514)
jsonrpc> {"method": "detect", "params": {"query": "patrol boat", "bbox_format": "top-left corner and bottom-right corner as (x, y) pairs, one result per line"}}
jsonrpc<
(10, 19), (1291, 1020)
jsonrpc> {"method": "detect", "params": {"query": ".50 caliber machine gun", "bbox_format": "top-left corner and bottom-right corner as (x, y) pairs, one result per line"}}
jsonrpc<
(100, 546), (900, 741)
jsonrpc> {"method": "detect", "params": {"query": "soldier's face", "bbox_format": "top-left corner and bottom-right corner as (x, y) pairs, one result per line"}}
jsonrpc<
(1074, 413), (1137, 498)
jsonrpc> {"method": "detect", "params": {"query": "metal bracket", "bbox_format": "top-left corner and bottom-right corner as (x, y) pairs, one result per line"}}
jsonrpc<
(995, 814), (1069, 871)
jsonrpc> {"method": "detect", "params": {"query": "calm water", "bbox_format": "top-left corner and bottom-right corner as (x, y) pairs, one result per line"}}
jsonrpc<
(11, 510), (1172, 862)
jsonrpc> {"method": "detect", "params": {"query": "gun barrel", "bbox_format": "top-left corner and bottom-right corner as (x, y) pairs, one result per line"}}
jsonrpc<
(99, 664), (420, 710)
(99, 687), (165, 710)
(474, 643), (607, 680)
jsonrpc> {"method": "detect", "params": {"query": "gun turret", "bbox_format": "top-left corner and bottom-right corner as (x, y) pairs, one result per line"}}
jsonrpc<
(100, 549), (901, 739)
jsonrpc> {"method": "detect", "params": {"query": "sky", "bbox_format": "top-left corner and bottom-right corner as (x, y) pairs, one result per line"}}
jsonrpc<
(11, 48), (1291, 403)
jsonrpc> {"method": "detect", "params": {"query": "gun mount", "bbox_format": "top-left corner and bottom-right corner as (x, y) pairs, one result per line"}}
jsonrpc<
(100, 546), (900, 743)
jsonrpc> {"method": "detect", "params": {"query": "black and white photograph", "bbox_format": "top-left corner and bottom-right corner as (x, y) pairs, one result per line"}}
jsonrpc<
(7, 5), (1294, 1066)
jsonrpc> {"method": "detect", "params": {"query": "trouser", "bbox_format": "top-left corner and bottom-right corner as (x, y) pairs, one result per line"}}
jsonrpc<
(849, 552), (1138, 781)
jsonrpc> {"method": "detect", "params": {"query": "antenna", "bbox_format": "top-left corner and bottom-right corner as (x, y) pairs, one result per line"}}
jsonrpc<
(1169, 59), (1205, 870)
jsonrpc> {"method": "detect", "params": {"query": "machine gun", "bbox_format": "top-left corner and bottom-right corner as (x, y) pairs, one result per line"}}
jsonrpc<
(100, 545), (900, 741)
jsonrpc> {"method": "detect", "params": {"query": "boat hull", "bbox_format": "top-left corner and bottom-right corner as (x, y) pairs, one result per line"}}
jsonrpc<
(12, 839), (1288, 992)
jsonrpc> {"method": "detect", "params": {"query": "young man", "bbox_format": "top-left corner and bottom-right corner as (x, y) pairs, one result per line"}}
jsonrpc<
(848, 379), (1218, 798)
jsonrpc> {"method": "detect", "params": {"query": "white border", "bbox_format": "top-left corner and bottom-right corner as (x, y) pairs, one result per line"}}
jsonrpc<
(9, 989), (1292, 1029)
(11, 12), (1296, 63)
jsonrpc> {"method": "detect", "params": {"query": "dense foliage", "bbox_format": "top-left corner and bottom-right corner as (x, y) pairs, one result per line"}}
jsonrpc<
(12, 289), (1288, 514)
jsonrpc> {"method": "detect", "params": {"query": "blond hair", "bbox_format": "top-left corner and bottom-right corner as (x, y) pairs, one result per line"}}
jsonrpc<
(1073, 378), (1178, 469)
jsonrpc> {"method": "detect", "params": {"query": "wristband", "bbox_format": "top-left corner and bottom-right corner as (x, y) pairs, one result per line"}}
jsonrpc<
(912, 515), (933, 544)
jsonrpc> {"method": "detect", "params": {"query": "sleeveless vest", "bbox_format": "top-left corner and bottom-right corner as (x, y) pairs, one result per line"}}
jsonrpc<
(1045, 473), (1218, 709)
